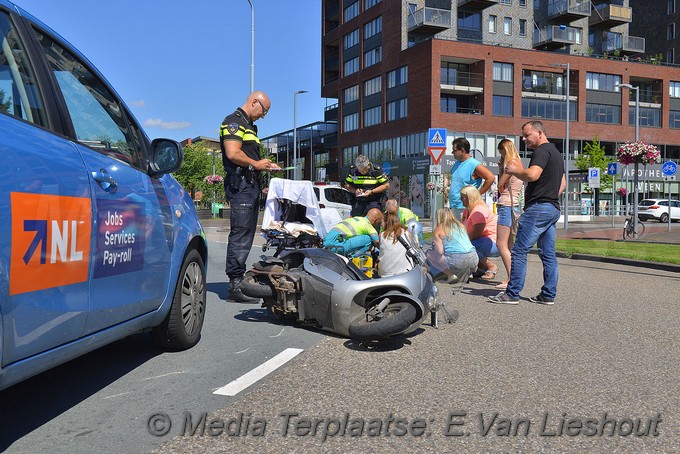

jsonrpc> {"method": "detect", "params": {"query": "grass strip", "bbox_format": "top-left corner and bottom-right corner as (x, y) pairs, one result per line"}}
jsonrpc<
(555, 239), (680, 265)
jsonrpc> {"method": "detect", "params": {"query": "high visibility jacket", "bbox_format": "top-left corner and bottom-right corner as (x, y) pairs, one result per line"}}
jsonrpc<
(220, 107), (260, 173)
(398, 207), (419, 224)
(330, 216), (379, 243)
(345, 163), (388, 202)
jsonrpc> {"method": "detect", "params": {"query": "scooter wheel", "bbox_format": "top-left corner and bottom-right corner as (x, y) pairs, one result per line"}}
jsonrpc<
(348, 302), (417, 342)
(240, 273), (275, 299)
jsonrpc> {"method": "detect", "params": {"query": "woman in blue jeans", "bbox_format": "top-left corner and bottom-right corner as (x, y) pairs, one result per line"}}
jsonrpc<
(460, 185), (500, 279)
(494, 139), (524, 289)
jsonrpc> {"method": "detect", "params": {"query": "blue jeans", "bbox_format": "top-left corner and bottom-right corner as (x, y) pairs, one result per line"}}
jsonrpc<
(324, 230), (373, 257)
(497, 205), (520, 228)
(506, 202), (561, 300)
(470, 237), (500, 260)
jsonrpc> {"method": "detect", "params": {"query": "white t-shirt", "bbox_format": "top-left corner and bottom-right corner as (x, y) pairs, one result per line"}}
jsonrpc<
(378, 230), (414, 277)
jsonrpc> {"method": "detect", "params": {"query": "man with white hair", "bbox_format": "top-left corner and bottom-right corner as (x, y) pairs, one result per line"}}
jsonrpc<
(344, 154), (389, 216)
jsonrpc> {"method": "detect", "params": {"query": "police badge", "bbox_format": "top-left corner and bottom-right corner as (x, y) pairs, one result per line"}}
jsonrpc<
(226, 123), (239, 135)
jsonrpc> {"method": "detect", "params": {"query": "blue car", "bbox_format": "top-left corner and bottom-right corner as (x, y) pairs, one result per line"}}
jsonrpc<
(0, 0), (207, 391)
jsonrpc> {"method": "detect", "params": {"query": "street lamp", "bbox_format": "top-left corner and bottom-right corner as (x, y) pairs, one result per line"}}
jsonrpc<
(550, 62), (570, 230)
(615, 82), (640, 238)
(293, 90), (307, 180)
(246, 0), (254, 92)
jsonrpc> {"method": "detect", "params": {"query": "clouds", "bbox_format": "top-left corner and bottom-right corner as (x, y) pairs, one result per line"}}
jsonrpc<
(143, 118), (191, 130)
(130, 100), (146, 107)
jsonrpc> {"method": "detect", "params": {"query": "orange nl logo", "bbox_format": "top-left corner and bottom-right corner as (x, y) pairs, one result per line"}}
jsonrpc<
(10, 193), (92, 295)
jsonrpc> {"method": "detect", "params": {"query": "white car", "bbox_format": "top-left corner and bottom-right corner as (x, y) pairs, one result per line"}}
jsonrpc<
(313, 183), (353, 219)
(637, 199), (680, 223)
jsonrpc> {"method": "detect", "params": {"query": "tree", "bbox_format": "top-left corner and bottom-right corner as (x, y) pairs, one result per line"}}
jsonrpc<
(575, 136), (614, 191)
(0, 88), (10, 113)
(174, 142), (225, 205)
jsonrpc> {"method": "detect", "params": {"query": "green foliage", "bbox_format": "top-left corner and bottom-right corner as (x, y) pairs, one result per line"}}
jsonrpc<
(555, 239), (680, 265)
(174, 142), (225, 205)
(0, 88), (10, 113)
(575, 136), (614, 191)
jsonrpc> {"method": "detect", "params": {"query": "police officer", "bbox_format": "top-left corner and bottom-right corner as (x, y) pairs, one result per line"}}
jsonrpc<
(221, 91), (279, 303)
(345, 155), (389, 217)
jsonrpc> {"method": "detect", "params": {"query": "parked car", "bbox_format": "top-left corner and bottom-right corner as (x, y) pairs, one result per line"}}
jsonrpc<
(0, 0), (207, 391)
(313, 182), (353, 220)
(637, 199), (680, 223)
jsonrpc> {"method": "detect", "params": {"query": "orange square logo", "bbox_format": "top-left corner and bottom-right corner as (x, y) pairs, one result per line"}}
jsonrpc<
(10, 193), (92, 295)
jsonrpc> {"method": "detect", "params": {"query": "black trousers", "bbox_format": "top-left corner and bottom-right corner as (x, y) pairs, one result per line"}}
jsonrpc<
(351, 197), (382, 217)
(225, 176), (260, 280)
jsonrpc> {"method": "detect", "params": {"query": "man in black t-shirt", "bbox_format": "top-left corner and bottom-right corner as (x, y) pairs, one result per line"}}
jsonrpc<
(488, 120), (566, 306)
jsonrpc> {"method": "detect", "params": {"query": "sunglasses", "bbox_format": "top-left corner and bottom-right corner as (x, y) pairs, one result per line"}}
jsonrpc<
(256, 99), (268, 116)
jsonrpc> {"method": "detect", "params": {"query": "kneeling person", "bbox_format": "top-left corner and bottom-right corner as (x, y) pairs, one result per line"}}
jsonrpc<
(323, 208), (383, 257)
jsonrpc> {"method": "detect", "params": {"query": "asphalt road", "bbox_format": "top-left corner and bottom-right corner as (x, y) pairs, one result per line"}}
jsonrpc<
(0, 239), (325, 454)
(151, 255), (680, 453)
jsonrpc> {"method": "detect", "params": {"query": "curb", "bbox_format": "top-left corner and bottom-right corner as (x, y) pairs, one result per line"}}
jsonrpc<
(551, 251), (680, 273)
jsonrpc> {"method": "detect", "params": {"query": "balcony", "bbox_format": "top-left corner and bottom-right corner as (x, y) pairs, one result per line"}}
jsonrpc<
(547, 0), (591, 21)
(457, 0), (498, 11)
(621, 35), (645, 54)
(589, 4), (632, 27)
(408, 7), (452, 33)
(440, 70), (484, 95)
(533, 25), (581, 50)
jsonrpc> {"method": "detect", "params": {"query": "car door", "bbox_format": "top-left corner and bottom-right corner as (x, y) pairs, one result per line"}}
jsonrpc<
(33, 28), (174, 334)
(0, 9), (90, 364)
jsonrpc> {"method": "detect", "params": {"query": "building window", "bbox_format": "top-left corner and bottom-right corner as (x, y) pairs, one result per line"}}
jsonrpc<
(668, 49), (676, 64)
(364, 46), (382, 67)
(364, 106), (382, 127)
(458, 11), (481, 31)
(344, 57), (359, 76)
(519, 19), (526, 36)
(343, 145), (359, 167)
(668, 23), (676, 40)
(670, 110), (680, 129)
(586, 72), (621, 91)
(387, 66), (408, 88)
(387, 98), (408, 121)
(519, 0), (527, 6)
(669, 0), (676, 14)
(671, 81), (680, 98)
(344, 1), (359, 22)
(364, 16), (382, 39)
(503, 17), (512, 35)
(630, 107), (661, 127)
(493, 96), (512, 116)
(364, 76), (382, 96)
(343, 112), (358, 132)
(343, 85), (359, 103)
(365, 0), (381, 9)
(344, 29), (359, 50)
(522, 98), (577, 120)
(493, 62), (513, 82)
(586, 103), (620, 124)
(500, 0), (511, 4)
(488, 15), (497, 33)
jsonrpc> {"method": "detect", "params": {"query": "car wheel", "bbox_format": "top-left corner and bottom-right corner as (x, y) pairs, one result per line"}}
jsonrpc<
(152, 249), (206, 350)
(660, 213), (669, 223)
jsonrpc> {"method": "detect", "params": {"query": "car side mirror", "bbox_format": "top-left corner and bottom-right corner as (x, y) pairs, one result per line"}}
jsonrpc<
(148, 139), (183, 177)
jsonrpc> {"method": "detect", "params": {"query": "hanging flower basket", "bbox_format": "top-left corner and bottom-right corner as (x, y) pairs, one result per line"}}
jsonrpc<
(616, 142), (660, 165)
(426, 182), (436, 191)
(203, 174), (224, 185)
(616, 187), (627, 196)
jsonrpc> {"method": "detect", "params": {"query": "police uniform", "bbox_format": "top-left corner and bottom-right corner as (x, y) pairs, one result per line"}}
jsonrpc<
(345, 163), (388, 216)
(220, 107), (261, 283)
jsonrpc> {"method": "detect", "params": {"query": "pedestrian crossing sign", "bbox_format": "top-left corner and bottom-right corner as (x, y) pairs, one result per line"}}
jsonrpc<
(428, 128), (447, 147)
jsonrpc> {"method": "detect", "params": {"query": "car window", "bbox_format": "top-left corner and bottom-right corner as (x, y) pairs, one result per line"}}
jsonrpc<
(672, 201), (680, 208)
(313, 187), (320, 201)
(659, 201), (669, 207)
(638, 200), (655, 207)
(35, 30), (144, 168)
(0, 11), (47, 126)
(327, 188), (340, 204)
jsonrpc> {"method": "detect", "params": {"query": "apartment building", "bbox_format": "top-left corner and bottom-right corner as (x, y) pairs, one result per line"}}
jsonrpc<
(320, 0), (680, 214)
(630, 0), (679, 64)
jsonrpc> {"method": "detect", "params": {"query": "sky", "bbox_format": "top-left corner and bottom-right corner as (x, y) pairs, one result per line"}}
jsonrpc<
(12, 0), (329, 142)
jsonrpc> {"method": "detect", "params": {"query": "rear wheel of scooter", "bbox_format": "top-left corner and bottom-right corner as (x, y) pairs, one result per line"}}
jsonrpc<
(241, 272), (275, 299)
(348, 302), (418, 342)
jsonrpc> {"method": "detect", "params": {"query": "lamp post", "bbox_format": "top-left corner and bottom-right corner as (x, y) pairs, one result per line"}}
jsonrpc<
(293, 90), (307, 180)
(550, 62), (570, 230)
(246, 0), (254, 92)
(615, 83), (640, 238)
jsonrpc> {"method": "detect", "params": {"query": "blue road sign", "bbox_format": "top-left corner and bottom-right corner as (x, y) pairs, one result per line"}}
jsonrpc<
(661, 161), (677, 176)
(589, 168), (600, 178)
(607, 162), (618, 175)
(428, 128), (447, 147)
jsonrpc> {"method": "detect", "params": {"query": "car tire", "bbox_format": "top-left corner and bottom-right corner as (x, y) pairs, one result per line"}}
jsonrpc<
(152, 249), (206, 351)
(660, 213), (669, 223)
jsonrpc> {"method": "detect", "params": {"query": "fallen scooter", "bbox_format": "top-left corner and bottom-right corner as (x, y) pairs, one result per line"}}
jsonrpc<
(241, 222), (457, 342)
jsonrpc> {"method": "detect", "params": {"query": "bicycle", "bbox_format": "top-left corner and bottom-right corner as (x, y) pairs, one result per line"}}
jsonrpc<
(622, 212), (645, 240)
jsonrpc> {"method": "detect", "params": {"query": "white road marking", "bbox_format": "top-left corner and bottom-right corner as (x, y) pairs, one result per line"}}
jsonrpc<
(142, 371), (188, 381)
(213, 348), (304, 396)
(235, 347), (251, 354)
(268, 328), (285, 338)
(102, 392), (132, 400)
